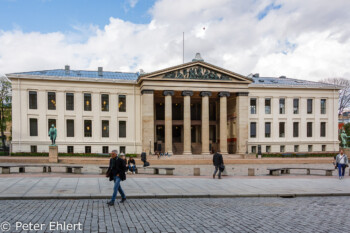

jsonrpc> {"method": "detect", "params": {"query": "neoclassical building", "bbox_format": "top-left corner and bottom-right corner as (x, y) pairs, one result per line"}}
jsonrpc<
(7, 54), (340, 155)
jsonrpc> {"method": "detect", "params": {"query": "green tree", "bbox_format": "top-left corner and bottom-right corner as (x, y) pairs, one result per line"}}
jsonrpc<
(0, 77), (11, 151)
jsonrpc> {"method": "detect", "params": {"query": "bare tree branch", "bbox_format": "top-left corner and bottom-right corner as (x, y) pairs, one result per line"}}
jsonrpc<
(320, 77), (350, 114)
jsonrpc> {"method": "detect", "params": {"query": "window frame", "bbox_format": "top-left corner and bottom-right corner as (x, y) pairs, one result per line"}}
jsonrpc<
(84, 120), (92, 137)
(29, 91), (37, 109)
(48, 92), (56, 110)
(66, 93), (74, 111)
(118, 95), (126, 112)
(84, 93), (92, 111)
(119, 121), (126, 138)
(101, 94), (109, 112)
(265, 98), (271, 114)
(250, 98), (257, 114)
(66, 119), (75, 137)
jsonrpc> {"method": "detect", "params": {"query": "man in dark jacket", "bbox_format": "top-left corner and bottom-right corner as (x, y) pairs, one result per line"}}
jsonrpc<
(213, 152), (224, 179)
(107, 150), (127, 206)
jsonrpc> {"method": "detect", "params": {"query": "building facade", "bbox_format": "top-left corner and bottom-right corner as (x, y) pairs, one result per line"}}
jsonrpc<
(7, 54), (340, 155)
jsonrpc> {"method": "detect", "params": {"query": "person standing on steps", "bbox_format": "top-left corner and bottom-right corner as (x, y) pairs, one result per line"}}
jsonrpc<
(107, 150), (127, 206)
(335, 149), (349, 180)
(213, 151), (224, 179)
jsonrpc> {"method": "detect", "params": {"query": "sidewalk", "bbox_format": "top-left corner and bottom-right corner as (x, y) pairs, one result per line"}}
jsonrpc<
(0, 175), (349, 200)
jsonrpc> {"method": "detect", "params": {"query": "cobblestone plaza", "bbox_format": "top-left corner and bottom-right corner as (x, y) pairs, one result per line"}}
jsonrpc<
(1, 197), (349, 233)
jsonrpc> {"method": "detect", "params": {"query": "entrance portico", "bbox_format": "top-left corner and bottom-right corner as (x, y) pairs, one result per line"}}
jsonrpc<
(139, 55), (252, 155)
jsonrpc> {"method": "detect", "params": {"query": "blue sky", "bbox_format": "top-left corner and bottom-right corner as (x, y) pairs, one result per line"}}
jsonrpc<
(0, 0), (155, 33)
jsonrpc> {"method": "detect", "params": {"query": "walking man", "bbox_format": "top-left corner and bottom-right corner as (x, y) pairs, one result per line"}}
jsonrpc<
(213, 152), (224, 179)
(107, 150), (127, 206)
(335, 149), (348, 180)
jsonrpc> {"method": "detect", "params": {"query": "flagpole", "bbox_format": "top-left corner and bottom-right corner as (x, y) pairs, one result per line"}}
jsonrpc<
(183, 32), (184, 64)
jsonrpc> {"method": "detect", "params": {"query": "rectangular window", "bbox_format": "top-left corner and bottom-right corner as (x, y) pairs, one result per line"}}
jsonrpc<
(102, 120), (109, 137)
(293, 99), (299, 114)
(279, 122), (285, 138)
(307, 99), (313, 114)
(265, 122), (271, 138)
(308, 145), (313, 152)
(119, 121), (126, 138)
(29, 118), (38, 136)
(321, 99), (326, 114)
(85, 146), (91, 154)
(102, 146), (109, 154)
(31, 145), (37, 153)
(101, 94), (109, 112)
(293, 122), (299, 137)
(67, 120), (74, 137)
(279, 98), (285, 114)
(250, 122), (256, 138)
(48, 92), (56, 110)
(265, 98), (271, 114)
(251, 146), (256, 153)
(307, 122), (313, 137)
(84, 120), (92, 137)
(66, 93), (74, 111)
(119, 95), (126, 112)
(120, 146), (126, 154)
(84, 93), (92, 111)
(250, 98), (257, 114)
(280, 145), (285, 153)
(29, 91), (37, 109)
(322, 145), (326, 152)
(294, 145), (299, 152)
(67, 146), (74, 153)
(48, 119), (56, 132)
(320, 122), (326, 137)
(266, 146), (271, 153)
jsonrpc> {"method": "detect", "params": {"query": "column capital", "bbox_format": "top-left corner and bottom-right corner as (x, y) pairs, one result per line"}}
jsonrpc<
(236, 92), (249, 96)
(218, 92), (230, 97)
(200, 91), (212, 97)
(163, 90), (174, 96)
(182, 91), (193, 96)
(141, 89), (154, 95)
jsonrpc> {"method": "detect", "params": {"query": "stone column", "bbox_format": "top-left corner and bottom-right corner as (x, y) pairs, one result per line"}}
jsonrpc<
(182, 91), (193, 155)
(141, 90), (154, 154)
(200, 91), (212, 155)
(164, 90), (174, 154)
(236, 92), (249, 154)
(219, 92), (230, 154)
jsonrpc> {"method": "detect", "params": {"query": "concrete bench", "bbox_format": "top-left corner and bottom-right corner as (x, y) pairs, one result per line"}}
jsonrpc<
(46, 165), (83, 174)
(0, 165), (49, 174)
(268, 168), (334, 176)
(140, 167), (175, 175)
(99, 166), (139, 175)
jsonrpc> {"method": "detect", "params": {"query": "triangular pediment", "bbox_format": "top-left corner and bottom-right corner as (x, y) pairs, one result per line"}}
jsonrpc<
(138, 61), (252, 84)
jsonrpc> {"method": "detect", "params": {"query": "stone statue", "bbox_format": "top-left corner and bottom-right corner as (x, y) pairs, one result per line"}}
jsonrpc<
(48, 124), (57, 146)
(188, 68), (196, 79)
(176, 71), (184, 79)
(340, 129), (350, 148)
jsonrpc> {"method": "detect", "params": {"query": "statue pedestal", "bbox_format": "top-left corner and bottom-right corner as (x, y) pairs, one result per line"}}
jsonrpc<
(49, 146), (58, 163)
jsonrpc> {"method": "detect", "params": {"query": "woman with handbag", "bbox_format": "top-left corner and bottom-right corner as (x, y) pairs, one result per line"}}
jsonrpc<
(335, 149), (349, 180)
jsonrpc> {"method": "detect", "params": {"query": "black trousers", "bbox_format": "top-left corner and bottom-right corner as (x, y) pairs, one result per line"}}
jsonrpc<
(213, 166), (221, 177)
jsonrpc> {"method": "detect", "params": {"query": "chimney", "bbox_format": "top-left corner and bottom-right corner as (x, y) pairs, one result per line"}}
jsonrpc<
(65, 65), (70, 72)
(98, 67), (103, 76)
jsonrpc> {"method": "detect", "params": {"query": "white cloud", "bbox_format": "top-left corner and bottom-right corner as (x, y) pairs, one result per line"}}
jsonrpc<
(0, 0), (350, 81)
